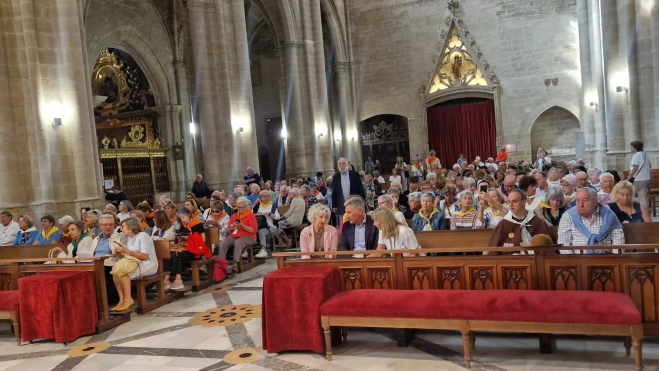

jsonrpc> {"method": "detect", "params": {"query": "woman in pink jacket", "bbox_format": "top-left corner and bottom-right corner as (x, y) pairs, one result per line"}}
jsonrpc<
(299, 204), (338, 259)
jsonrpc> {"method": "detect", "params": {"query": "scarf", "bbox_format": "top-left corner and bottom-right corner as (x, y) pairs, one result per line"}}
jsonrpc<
(183, 218), (202, 232)
(192, 210), (201, 219)
(566, 205), (622, 246)
(539, 201), (553, 209)
(72, 233), (88, 256)
(500, 185), (510, 197)
(237, 210), (253, 220)
(413, 163), (422, 169)
(141, 221), (148, 229)
(260, 201), (273, 209)
(502, 211), (535, 245)
(146, 211), (155, 219)
(312, 190), (320, 197)
(211, 211), (227, 220)
(454, 208), (475, 217)
(486, 207), (502, 217)
(419, 209), (438, 230)
(42, 226), (59, 240)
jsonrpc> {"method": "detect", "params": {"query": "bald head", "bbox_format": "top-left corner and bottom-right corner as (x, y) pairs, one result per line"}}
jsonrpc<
(502, 175), (516, 193)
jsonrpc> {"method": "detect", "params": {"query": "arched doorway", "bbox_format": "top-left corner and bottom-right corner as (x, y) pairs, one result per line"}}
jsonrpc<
(426, 98), (496, 167)
(531, 106), (581, 163)
(359, 115), (410, 175)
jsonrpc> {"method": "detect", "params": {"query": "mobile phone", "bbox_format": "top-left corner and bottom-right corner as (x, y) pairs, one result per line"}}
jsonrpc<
(236, 219), (241, 224)
(479, 184), (488, 193)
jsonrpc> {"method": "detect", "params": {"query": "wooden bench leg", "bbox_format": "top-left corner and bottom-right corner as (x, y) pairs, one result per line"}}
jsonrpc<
(136, 282), (147, 313)
(632, 336), (643, 371)
(469, 331), (475, 350)
(322, 317), (332, 361)
(539, 334), (552, 354)
(396, 329), (413, 347)
(624, 337), (632, 356)
(11, 311), (20, 346)
(461, 331), (471, 368)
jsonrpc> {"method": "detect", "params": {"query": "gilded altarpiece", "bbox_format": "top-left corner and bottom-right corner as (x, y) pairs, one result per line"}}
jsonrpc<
(92, 49), (169, 205)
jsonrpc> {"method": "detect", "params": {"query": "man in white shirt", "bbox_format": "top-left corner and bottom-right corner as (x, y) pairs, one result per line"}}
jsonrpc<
(0, 211), (19, 246)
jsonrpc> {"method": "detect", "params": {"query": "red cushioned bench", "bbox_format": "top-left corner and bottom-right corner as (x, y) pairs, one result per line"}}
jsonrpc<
(0, 291), (20, 345)
(320, 289), (643, 370)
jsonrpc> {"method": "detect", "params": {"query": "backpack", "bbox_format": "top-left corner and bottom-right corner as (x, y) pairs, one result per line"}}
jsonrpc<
(213, 258), (229, 281)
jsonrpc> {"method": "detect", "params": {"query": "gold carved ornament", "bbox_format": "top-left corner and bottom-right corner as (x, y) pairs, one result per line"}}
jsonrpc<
(91, 50), (132, 113)
(428, 27), (488, 93)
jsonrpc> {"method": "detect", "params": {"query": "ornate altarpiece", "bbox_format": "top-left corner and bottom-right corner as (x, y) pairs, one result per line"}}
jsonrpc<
(360, 116), (410, 173)
(92, 49), (169, 205)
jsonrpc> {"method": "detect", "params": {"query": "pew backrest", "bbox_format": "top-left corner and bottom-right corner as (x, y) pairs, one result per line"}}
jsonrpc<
(153, 240), (171, 275)
(0, 244), (66, 260)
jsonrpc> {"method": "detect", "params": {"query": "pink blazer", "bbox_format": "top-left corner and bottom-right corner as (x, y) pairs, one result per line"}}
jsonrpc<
(299, 224), (338, 259)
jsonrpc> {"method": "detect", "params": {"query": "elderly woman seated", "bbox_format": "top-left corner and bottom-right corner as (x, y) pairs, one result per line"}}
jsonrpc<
(386, 188), (407, 215)
(13, 215), (38, 246)
(560, 174), (577, 205)
(412, 192), (446, 231)
(253, 190), (280, 259)
(104, 204), (117, 214)
(247, 184), (261, 205)
(538, 186), (568, 227)
(370, 207), (420, 257)
(597, 172), (616, 205)
(608, 181), (652, 223)
(587, 168), (602, 190)
(110, 217), (159, 311)
(218, 196), (258, 273)
(450, 191), (484, 230)
(377, 194), (406, 224)
(299, 204), (338, 259)
(84, 210), (102, 237)
(278, 187), (306, 229)
(58, 215), (75, 244)
(54, 220), (93, 259)
(203, 200), (230, 237)
(168, 208), (207, 290)
(129, 210), (153, 236)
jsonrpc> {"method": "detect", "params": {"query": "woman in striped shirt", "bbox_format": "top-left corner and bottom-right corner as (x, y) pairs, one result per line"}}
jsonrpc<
(450, 191), (484, 230)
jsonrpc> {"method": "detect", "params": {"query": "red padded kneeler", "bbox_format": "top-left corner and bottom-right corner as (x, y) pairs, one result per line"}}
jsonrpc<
(262, 267), (339, 354)
(19, 271), (97, 343)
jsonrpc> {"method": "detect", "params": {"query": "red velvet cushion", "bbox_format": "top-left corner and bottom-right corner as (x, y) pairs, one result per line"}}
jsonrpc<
(0, 291), (19, 312)
(320, 289), (641, 325)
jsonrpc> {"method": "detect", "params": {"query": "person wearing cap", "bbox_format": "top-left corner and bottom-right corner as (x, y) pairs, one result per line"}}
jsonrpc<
(487, 189), (551, 249)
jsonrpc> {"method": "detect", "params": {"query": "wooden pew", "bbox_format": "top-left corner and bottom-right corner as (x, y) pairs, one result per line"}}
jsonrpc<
(0, 244), (63, 260)
(133, 241), (185, 314)
(273, 244), (659, 337)
(0, 257), (130, 333)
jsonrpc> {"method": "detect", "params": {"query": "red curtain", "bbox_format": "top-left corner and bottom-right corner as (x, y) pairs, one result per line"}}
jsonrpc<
(427, 100), (496, 167)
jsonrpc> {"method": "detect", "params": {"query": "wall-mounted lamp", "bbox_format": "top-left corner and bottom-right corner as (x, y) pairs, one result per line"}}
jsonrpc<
(189, 122), (196, 135)
(318, 132), (324, 137)
(544, 79), (551, 87)
(50, 100), (62, 126)
(616, 86), (628, 93)
(589, 102), (598, 112)
(237, 127), (244, 133)
(552, 78), (559, 86)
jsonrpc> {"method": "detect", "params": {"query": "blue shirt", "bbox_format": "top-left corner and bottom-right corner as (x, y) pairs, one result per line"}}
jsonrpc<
(247, 194), (259, 205)
(353, 218), (367, 251)
(95, 234), (113, 256)
(35, 230), (62, 245)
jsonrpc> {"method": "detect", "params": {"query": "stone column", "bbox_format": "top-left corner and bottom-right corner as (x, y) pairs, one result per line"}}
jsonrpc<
(0, 0), (101, 215)
(152, 104), (185, 199)
(187, 0), (259, 191)
(278, 0), (334, 178)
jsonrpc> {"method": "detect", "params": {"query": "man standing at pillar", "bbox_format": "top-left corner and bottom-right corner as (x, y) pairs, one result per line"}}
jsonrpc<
(243, 167), (262, 187)
(191, 174), (211, 199)
(364, 157), (374, 174)
(332, 158), (365, 220)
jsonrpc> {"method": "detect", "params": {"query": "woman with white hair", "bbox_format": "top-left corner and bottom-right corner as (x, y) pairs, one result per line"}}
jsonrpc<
(278, 187), (306, 229)
(587, 168), (603, 190)
(104, 204), (117, 214)
(410, 157), (424, 178)
(299, 204), (338, 259)
(538, 186), (568, 227)
(218, 196), (258, 273)
(450, 190), (484, 230)
(58, 215), (75, 244)
(254, 190), (280, 259)
(597, 172), (616, 205)
(560, 174), (577, 205)
(412, 192), (446, 231)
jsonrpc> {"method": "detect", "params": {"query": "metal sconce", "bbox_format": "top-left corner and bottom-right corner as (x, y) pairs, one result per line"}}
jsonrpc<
(544, 79), (551, 87)
(238, 127), (244, 133)
(552, 78), (559, 86)
(51, 100), (62, 126)
(590, 102), (598, 112)
(616, 86), (628, 93)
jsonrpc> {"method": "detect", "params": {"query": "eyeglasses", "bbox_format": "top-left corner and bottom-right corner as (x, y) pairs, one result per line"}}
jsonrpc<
(100, 224), (114, 227)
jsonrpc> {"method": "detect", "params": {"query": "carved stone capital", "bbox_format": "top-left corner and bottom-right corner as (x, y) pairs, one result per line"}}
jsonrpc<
(185, 0), (217, 9)
(447, 0), (460, 14)
(173, 61), (186, 70)
(333, 61), (352, 71)
(274, 41), (306, 55)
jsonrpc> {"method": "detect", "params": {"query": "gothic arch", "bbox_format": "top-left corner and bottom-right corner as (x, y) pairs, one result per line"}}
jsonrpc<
(530, 106), (581, 161)
(87, 26), (174, 106)
(523, 98), (582, 133)
(320, 0), (348, 62)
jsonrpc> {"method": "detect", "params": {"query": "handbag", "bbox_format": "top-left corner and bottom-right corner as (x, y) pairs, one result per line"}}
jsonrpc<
(45, 248), (63, 264)
(111, 255), (141, 277)
(186, 232), (212, 259)
(213, 258), (229, 281)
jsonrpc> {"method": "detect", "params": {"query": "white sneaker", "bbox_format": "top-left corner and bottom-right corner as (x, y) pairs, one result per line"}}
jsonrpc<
(199, 265), (207, 274)
(255, 250), (268, 259)
(242, 251), (248, 258)
(170, 282), (185, 291)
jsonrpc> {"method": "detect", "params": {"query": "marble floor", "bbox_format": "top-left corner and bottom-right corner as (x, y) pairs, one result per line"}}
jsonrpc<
(0, 260), (657, 371)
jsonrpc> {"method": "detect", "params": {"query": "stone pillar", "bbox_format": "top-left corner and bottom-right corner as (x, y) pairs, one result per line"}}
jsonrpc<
(333, 62), (360, 167)
(0, 0), (101, 215)
(187, 0), (258, 191)
(152, 104), (186, 199)
(278, 0), (334, 178)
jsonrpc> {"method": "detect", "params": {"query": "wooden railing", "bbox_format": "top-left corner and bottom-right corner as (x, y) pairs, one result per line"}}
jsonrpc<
(274, 245), (659, 336)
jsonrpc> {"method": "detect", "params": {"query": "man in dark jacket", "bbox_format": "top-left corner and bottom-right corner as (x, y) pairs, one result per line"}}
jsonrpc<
(339, 197), (379, 252)
(104, 186), (127, 208)
(191, 174), (211, 199)
(332, 157), (365, 219)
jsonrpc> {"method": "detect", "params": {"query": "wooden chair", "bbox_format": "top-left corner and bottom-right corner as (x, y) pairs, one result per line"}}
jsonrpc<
(648, 169), (659, 216)
(132, 241), (185, 314)
(0, 291), (20, 345)
(235, 243), (264, 273)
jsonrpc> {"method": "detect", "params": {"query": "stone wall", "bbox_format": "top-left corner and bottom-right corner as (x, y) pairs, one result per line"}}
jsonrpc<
(350, 0), (582, 164)
(530, 106), (581, 164)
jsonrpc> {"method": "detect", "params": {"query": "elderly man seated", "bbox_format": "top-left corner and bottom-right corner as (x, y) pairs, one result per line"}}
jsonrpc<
(247, 184), (261, 205)
(377, 194), (406, 224)
(339, 197), (379, 253)
(277, 186), (292, 205)
(557, 188), (625, 254)
(499, 175), (516, 202)
(0, 211), (19, 246)
(560, 174), (578, 205)
(405, 191), (422, 219)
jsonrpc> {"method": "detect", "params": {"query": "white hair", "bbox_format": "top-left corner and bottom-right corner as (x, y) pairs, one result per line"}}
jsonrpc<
(457, 190), (474, 202)
(58, 215), (74, 226)
(307, 204), (331, 223)
(462, 177), (476, 188)
(236, 196), (252, 208)
(600, 172), (614, 182)
(587, 168), (602, 177)
(289, 187), (301, 196)
(562, 174), (577, 186)
(426, 172), (437, 180)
